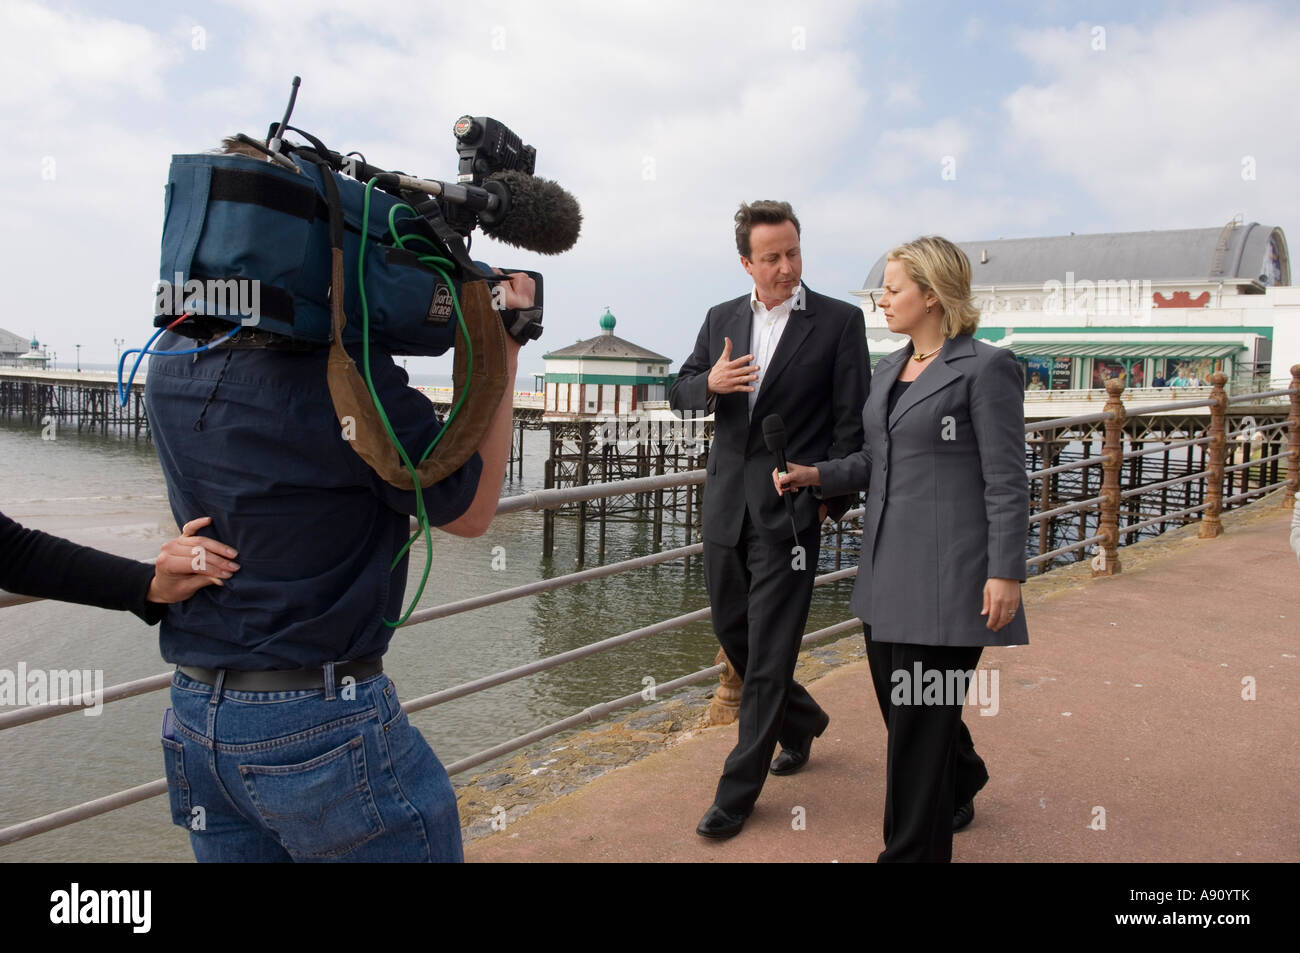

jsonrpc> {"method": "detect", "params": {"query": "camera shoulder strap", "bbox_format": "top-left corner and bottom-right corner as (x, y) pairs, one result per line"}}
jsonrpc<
(302, 150), (508, 491)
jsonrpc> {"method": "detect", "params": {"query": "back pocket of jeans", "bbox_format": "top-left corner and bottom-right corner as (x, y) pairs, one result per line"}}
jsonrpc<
(160, 708), (193, 829)
(238, 736), (384, 859)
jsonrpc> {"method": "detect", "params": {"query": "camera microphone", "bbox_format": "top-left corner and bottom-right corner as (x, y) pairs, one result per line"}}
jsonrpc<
(374, 170), (581, 256)
(480, 170), (582, 255)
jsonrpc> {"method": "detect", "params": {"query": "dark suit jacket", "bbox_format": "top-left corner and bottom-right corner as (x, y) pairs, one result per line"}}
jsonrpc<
(816, 334), (1029, 647)
(670, 285), (869, 545)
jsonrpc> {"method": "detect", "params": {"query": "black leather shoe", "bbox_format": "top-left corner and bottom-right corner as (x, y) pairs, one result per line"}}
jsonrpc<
(696, 803), (747, 839)
(770, 710), (831, 776)
(953, 799), (975, 832)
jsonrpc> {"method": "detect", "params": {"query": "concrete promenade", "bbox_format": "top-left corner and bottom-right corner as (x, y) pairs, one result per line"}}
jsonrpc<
(468, 504), (1299, 862)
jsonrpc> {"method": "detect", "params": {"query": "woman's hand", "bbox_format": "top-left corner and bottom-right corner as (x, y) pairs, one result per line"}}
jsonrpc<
(772, 462), (820, 496)
(147, 516), (240, 604)
(981, 577), (1021, 631)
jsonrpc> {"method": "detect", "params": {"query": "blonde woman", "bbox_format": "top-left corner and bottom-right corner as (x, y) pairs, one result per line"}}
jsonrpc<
(776, 235), (1029, 862)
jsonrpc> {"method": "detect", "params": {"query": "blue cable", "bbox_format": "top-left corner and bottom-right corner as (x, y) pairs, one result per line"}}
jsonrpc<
(117, 325), (237, 406)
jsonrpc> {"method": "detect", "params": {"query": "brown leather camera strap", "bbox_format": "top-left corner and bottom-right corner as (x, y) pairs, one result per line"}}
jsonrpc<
(325, 248), (508, 490)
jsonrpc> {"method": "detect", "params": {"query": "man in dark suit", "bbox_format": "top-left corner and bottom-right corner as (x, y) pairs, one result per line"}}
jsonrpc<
(669, 200), (869, 838)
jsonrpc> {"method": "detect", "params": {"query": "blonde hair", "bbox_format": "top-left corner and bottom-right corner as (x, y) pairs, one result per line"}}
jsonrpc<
(886, 235), (980, 338)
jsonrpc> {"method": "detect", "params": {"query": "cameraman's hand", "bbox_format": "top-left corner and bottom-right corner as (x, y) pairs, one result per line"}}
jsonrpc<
(496, 270), (535, 311)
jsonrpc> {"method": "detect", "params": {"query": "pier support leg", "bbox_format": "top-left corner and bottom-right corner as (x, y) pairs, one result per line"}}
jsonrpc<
(542, 428), (556, 560)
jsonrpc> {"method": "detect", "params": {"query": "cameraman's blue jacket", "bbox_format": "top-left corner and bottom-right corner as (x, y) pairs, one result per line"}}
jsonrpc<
(145, 331), (481, 669)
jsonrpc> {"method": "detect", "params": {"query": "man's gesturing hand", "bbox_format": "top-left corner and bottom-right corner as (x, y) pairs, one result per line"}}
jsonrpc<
(707, 336), (759, 395)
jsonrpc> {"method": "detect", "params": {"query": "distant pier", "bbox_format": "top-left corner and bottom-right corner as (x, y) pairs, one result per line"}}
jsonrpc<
(4, 368), (1295, 575)
(0, 368), (148, 437)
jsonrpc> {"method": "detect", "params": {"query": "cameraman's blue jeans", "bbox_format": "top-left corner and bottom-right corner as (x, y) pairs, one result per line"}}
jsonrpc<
(162, 669), (463, 862)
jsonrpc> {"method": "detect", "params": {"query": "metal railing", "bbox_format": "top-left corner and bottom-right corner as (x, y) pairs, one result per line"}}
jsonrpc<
(1022, 368), (1299, 574)
(1, 366), (1297, 848)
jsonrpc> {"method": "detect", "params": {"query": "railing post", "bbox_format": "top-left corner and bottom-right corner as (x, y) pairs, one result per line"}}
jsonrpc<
(1094, 378), (1126, 577)
(1199, 372), (1228, 538)
(1285, 364), (1300, 510)
(707, 647), (742, 725)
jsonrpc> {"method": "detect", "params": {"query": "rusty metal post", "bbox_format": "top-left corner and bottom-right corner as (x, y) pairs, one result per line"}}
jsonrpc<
(1199, 372), (1228, 538)
(707, 646), (742, 725)
(1093, 378), (1126, 577)
(1285, 364), (1300, 509)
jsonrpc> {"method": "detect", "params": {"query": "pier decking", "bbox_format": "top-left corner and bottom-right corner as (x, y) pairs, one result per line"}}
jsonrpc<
(466, 503), (1299, 863)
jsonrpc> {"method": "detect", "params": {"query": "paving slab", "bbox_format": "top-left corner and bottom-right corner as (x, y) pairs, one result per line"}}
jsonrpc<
(467, 507), (1299, 862)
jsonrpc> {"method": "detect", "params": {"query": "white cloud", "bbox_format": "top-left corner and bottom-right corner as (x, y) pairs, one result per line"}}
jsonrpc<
(0, 1), (181, 111)
(874, 116), (973, 185)
(0, 0), (883, 363)
(886, 80), (920, 108)
(1003, 6), (1300, 231)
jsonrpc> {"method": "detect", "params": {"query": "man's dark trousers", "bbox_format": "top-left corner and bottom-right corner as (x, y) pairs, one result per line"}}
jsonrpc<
(705, 508), (824, 815)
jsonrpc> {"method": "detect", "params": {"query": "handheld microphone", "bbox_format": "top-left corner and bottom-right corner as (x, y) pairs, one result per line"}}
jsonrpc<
(762, 414), (798, 532)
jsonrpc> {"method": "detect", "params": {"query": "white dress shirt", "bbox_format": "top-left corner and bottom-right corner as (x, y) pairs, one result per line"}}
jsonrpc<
(748, 283), (802, 413)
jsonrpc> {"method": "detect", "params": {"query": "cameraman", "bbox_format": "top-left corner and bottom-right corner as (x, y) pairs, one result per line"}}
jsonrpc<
(145, 267), (532, 863)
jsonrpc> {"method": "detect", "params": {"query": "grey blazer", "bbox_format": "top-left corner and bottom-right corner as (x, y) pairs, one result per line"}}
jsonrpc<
(815, 334), (1030, 647)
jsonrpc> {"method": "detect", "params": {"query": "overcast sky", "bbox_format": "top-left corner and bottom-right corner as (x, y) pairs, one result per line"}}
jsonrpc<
(2, 0), (1296, 379)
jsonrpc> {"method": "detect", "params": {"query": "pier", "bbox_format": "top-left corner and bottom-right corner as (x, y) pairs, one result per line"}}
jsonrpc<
(0, 368), (148, 437)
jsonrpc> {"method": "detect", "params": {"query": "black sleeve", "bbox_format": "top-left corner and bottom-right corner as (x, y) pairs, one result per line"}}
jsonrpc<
(0, 511), (164, 624)
(817, 305), (870, 522)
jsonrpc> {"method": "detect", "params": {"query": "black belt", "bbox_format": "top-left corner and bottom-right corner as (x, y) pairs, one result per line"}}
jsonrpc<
(177, 659), (383, 692)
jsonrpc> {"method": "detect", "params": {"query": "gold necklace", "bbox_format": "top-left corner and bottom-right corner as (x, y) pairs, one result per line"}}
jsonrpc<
(911, 344), (943, 362)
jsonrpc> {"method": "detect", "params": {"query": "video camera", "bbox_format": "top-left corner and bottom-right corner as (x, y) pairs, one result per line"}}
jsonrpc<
(154, 76), (581, 353)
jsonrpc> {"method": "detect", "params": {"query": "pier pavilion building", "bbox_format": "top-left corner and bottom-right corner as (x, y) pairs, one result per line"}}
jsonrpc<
(1, 330), (52, 369)
(541, 308), (673, 418)
(0, 329), (49, 369)
(856, 220), (1297, 394)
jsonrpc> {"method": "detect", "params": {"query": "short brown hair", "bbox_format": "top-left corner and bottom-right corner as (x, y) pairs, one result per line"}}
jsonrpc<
(735, 200), (800, 259)
(887, 235), (981, 338)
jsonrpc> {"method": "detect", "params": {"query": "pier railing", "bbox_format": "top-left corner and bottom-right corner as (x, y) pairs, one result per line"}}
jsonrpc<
(1, 367), (1297, 848)
(1022, 367), (1298, 574)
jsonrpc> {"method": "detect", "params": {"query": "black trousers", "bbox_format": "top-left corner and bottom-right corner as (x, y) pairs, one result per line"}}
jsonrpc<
(704, 509), (825, 815)
(865, 629), (989, 863)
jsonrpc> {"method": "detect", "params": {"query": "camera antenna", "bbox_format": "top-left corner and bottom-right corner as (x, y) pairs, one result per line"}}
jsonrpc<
(267, 76), (302, 160)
